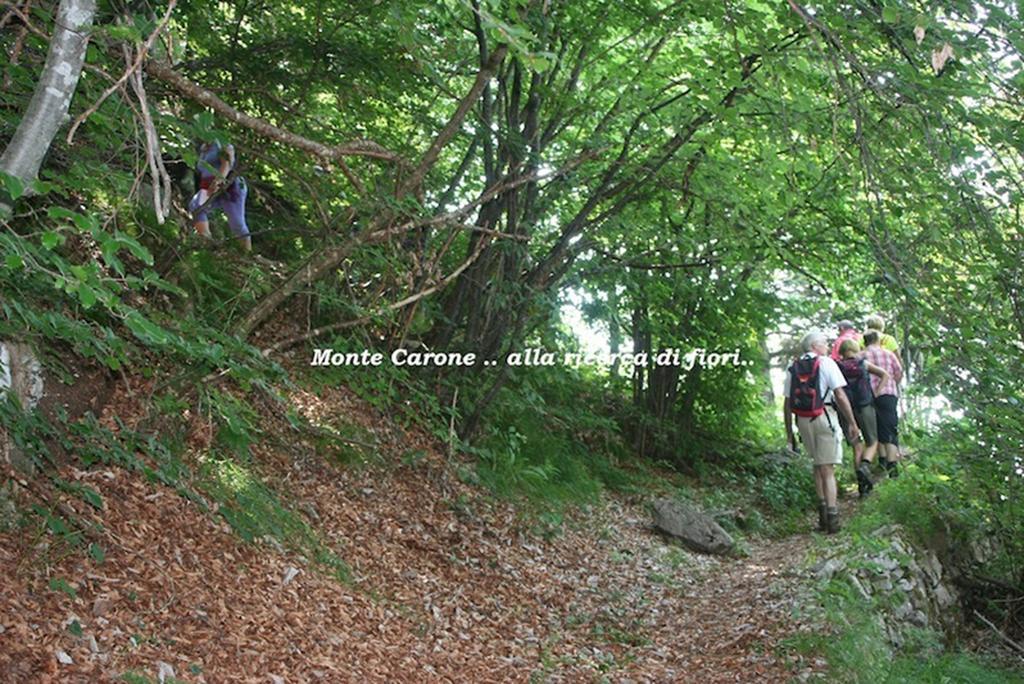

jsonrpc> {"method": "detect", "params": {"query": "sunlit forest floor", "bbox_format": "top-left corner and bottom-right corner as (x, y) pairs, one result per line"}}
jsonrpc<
(0, 378), (833, 682)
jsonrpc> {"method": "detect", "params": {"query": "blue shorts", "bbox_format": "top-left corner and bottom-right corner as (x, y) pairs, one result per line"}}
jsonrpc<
(189, 178), (249, 238)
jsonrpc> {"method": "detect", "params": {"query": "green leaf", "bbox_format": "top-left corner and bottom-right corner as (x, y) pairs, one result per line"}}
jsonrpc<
(77, 285), (98, 310)
(102, 242), (126, 276)
(78, 486), (103, 510)
(41, 231), (62, 249)
(68, 620), (84, 637)
(114, 231), (154, 266)
(882, 6), (899, 22)
(102, 23), (143, 42)
(88, 542), (106, 564)
(124, 312), (171, 345)
(31, 179), (56, 195)
(44, 512), (70, 535)
(71, 212), (99, 232)
(4, 254), (23, 270)
(47, 206), (77, 221)
(1, 172), (26, 201)
(48, 577), (77, 599)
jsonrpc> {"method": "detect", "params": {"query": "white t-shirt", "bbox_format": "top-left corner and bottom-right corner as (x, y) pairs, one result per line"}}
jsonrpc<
(783, 353), (847, 405)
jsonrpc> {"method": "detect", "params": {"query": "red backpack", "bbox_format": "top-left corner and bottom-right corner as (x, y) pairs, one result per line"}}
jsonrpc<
(789, 356), (825, 417)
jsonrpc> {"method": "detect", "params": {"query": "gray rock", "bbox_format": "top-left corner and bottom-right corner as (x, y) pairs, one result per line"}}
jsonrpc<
(848, 575), (872, 601)
(872, 576), (894, 592)
(813, 557), (846, 581)
(652, 498), (735, 555)
(0, 483), (18, 532)
(933, 583), (955, 609)
(894, 602), (915, 621)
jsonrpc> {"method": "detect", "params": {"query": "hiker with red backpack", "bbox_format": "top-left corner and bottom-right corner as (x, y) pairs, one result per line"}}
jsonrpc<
(784, 331), (860, 534)
(836, 338), (891, 498)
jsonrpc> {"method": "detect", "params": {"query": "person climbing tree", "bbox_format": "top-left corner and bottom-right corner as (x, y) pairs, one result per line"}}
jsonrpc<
(863, 330), (903, 478)
(836, 338), (891, 498)
(784, 331), (860, 534)
(188, 140), (251, 251)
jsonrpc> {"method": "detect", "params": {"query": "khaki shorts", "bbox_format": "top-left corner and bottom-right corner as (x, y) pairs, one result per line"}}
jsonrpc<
(797, 408), (843, 466)
(839, 404), (879, 446)
(854, 404), (878, 446)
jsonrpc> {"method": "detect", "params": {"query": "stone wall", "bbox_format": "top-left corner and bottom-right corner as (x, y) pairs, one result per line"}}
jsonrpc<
(815, 524), (961, 648)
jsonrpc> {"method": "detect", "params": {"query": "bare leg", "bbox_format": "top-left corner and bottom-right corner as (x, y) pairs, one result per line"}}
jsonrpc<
(191, 188), (212, 238)
(862, 441), (878, 465)
(819, 464), (838, 507)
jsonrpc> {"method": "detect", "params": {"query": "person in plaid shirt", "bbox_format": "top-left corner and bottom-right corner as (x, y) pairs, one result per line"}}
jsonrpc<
(863, 330), (903, 477)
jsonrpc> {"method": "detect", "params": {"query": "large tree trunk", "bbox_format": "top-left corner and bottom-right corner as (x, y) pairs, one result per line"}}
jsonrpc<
(0, 341), (45, 474)
(0, 0), (94, 463)
(0, 0), (96, 214)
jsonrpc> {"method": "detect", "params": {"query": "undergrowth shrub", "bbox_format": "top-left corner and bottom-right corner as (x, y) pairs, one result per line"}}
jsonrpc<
(470, 365), (645, 507)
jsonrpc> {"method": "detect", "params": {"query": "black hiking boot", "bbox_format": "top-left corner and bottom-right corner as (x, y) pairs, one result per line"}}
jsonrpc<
(817, 502), (828, 532)
(826, 506), (841, 534)
(856, 463), (874, 499)
(883, 458), (900, 479)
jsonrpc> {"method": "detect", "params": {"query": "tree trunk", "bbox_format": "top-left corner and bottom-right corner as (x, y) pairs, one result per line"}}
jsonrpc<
(0, 0), (96, 214)
(2, 0), (93, 468)
(0, 341), (45, 474)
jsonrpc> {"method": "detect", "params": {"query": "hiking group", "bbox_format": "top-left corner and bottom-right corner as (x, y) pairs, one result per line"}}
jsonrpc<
(783, 316), (904, 534)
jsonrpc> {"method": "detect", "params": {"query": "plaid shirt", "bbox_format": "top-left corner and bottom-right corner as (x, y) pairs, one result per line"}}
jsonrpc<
(863, 345), (902, 396)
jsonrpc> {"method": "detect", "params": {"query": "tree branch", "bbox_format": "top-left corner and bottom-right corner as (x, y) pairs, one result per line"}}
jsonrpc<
(66, 0), (177, 145)
(262, 234), (492, 355)
(144, 60), (404, 165)
(399, 43), (508, 196)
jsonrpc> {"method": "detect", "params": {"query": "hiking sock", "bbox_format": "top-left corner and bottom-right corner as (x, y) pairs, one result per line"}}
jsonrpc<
(884, 458), (899, 478)
(826, 506), (841, 534)
(817, 501), (828, 532)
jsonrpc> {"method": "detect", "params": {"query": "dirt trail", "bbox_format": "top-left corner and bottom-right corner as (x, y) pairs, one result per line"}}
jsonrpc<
(0, 385), (830, 683)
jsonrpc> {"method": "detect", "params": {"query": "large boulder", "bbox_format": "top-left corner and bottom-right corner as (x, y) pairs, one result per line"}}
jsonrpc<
(652, 498), (735, 555)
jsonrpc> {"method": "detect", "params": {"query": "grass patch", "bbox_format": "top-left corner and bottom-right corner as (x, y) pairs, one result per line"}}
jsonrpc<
(197, 452), (351, 582)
